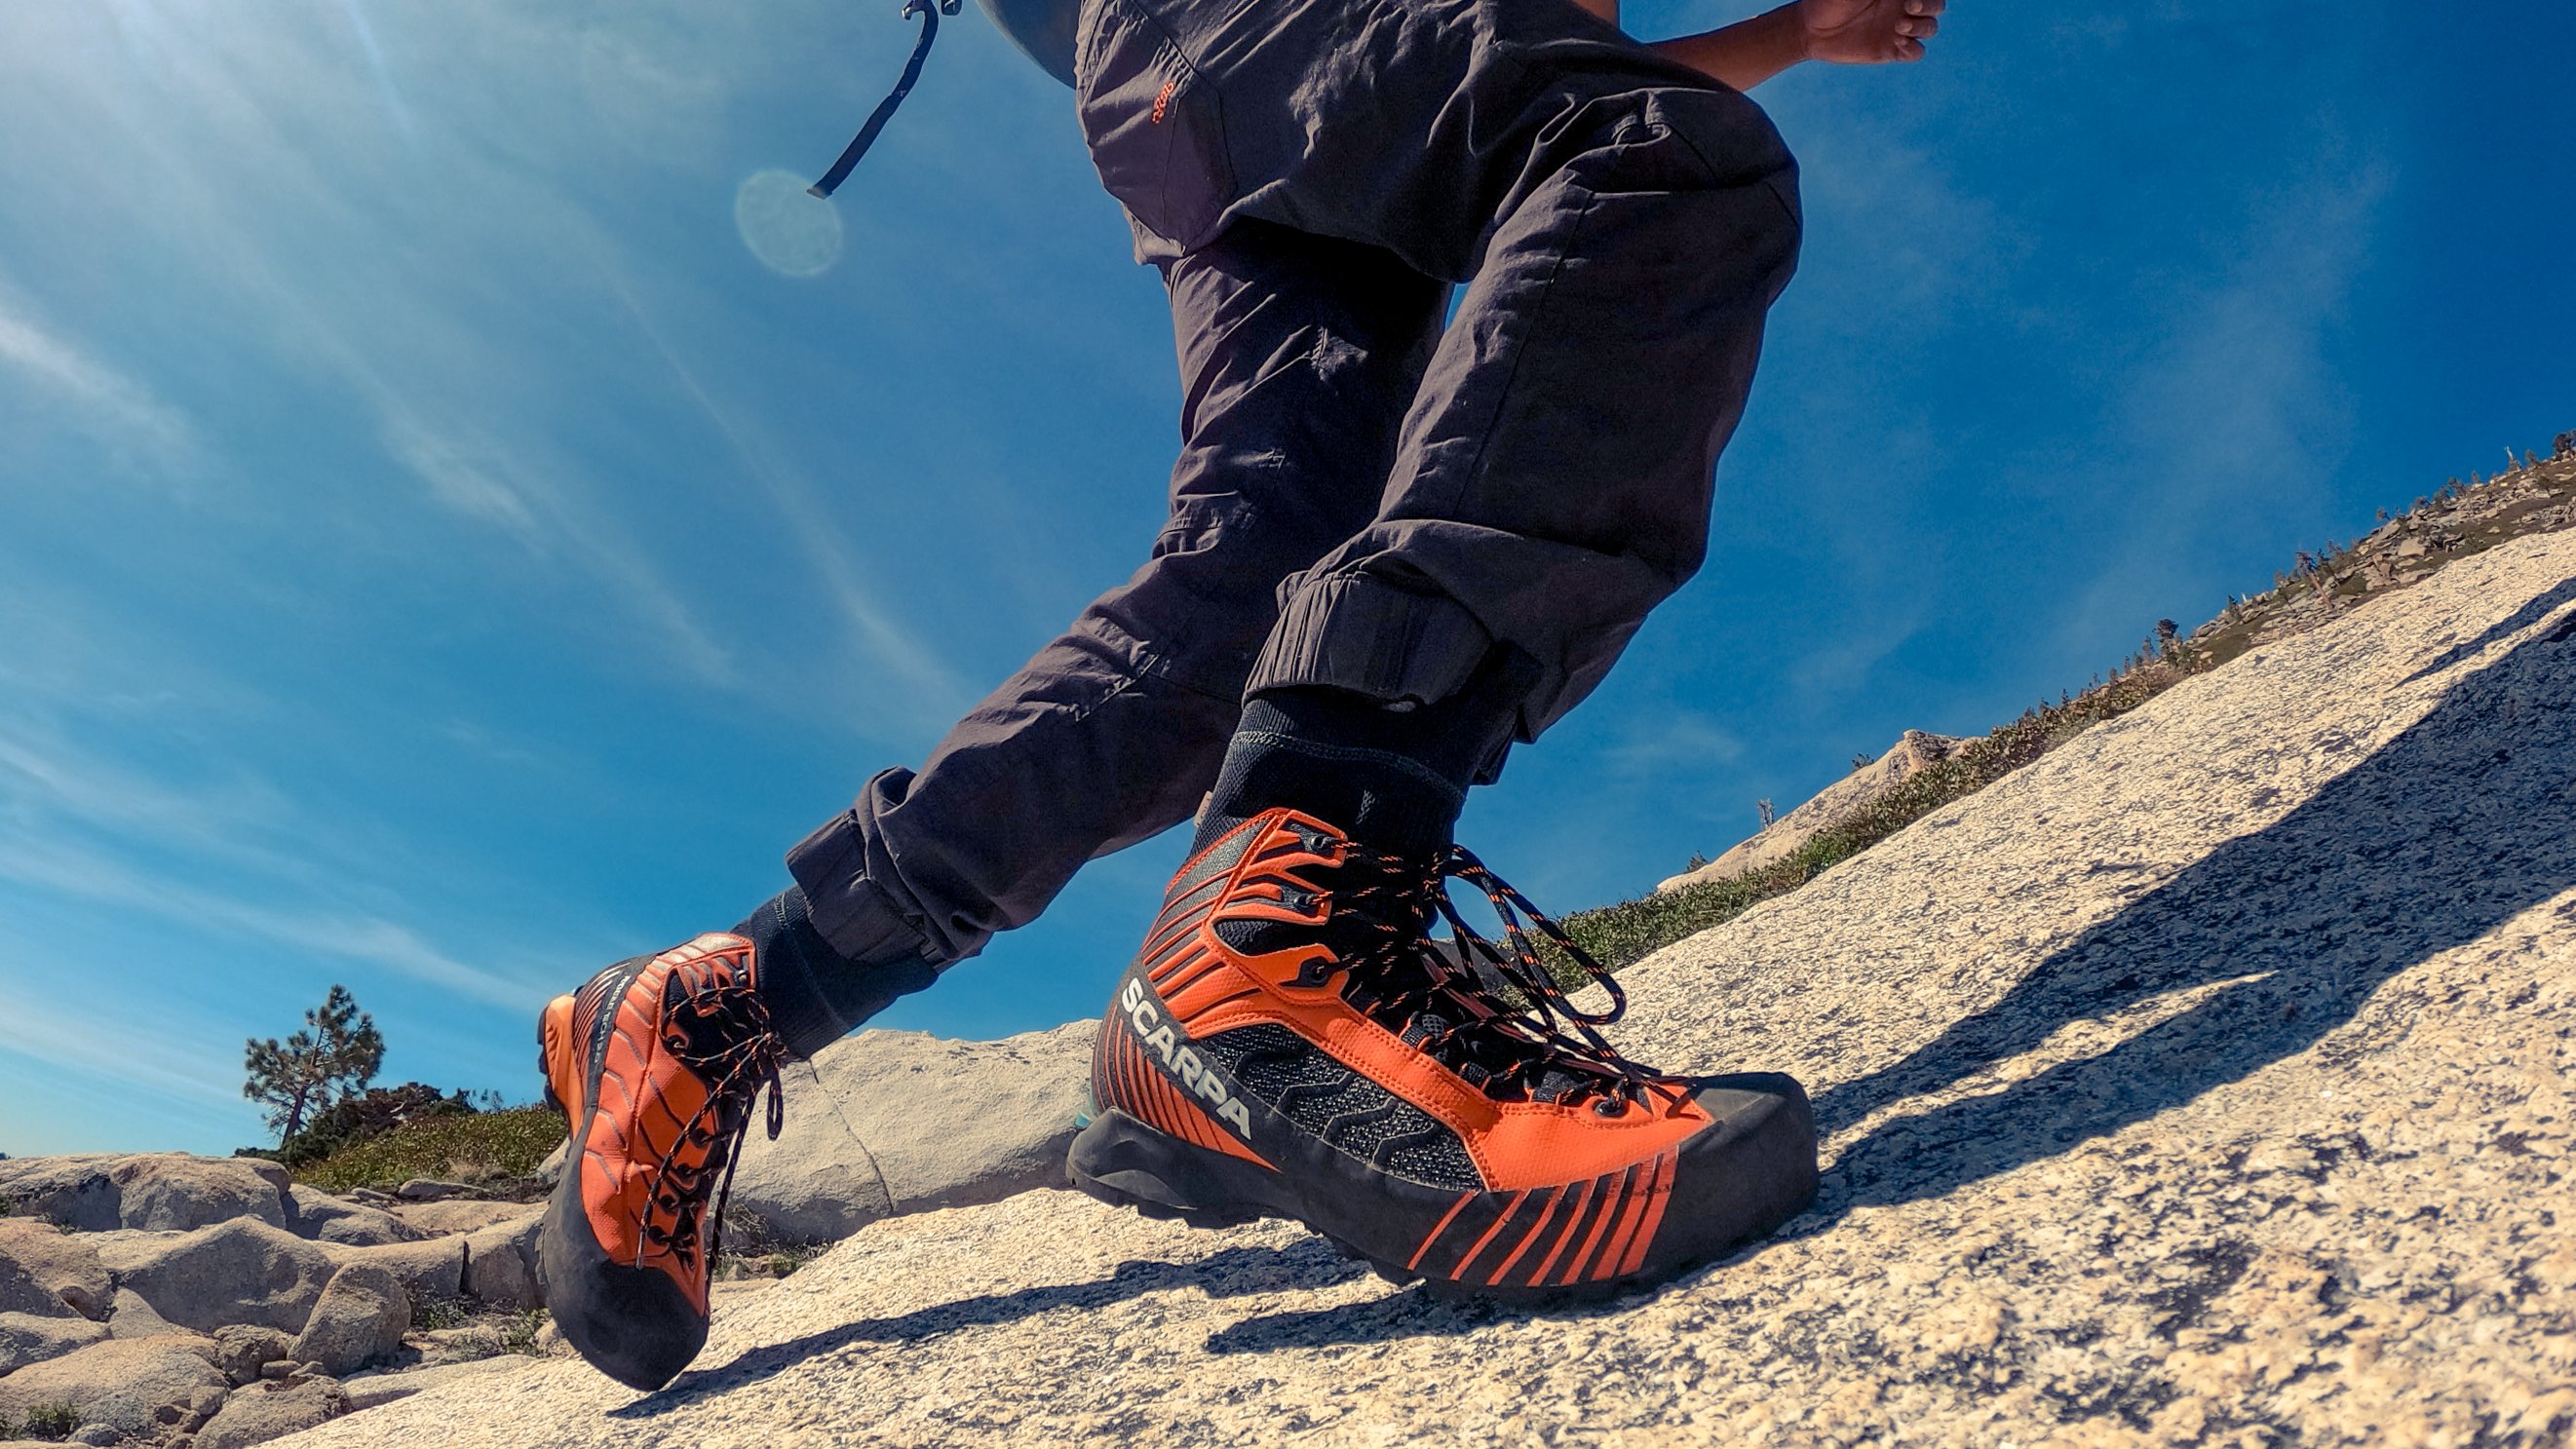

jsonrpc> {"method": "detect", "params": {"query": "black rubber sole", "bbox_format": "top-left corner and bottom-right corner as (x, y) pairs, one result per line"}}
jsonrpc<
(1066, 1107), (1808, 1306)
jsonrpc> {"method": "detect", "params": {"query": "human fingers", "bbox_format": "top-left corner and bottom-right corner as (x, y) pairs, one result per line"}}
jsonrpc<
(1897, 13), (1940, 38)
(1904, 0), (1946, 16)
(1894, 34), (1925, 59)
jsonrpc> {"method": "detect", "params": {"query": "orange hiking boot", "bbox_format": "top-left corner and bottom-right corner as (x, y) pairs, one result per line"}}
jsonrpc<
(534, 934), (786, 1390)
(1069, 808), (1817, 1298)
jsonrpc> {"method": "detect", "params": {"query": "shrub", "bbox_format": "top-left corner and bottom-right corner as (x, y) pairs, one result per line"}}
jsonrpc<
(19, 1401), (82, 1441)
(500, 1308), (550, 1356)
(294, 1104), (562, 1196)
(274, 1083), (479, 1168)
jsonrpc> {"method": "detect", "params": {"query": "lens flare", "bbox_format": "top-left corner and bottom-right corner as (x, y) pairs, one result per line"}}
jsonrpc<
(734, 170), (844, 279)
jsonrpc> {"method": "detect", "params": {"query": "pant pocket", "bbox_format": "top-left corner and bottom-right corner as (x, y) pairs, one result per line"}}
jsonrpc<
(1076, 0), (1236, 249)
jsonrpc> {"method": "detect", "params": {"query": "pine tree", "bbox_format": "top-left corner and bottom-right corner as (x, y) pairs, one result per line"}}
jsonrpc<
(244, 985), (386, 1144)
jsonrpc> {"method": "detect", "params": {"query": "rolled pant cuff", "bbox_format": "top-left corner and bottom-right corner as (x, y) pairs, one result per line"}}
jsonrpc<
(784, 809), (942, 967)
(1245, 572), (1496, 708)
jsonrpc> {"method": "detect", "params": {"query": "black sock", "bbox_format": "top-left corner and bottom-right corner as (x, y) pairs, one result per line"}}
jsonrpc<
(735, 887), (936, 1059)
(1196, 648), (1535, 859)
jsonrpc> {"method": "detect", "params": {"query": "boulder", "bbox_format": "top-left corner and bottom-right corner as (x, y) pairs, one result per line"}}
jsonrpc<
(193, 1378), (349, 1449)
(535, 1139), (567, 1190)
(0, 1334), (226, 1444)
(1659, 729), (1972, 892)
(328, 1236), (464, 1303)
(92, 1218), (336, 1336)
(285, 1187), (421, 1247)
(724, 1022), (1094, 1243)
(0, 1219), (109, 1319)
(288, 1263), (408, 1377)
(103, 1286), (186, 1340)
(460, 1218), (539, 1311)
(393, 1200), (536, 1237)
(0, 1155), (288, 1234)
(0, 1311), (107, 1375)
(208, 1324), (295, 1387)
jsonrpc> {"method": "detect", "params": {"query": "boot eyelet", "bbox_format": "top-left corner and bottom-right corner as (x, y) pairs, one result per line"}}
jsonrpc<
(1591, 1097), (1626, 1119)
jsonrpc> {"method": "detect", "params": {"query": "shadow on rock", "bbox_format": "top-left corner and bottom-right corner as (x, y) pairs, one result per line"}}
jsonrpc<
(614, 1240), (1369, 1412)
(1201, 1269), (1671, 1354)
(1802, 598), (2576, 1221)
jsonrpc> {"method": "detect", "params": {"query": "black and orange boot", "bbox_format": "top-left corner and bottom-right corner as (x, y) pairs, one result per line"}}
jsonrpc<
(534, 934), (788, 1391)
(534, 888), (932, 1390)
(1069, 806), (1818, 1298)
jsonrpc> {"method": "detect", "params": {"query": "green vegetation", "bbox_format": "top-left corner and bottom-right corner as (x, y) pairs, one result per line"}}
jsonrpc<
(292, 1104), (562, 1197)
(711, 1210), (819, 1281)
(256, 1082), (490, 1169)
(15, 1401), (83, 1441)
(409, 1290), (473, 1331)
(500, 1308), (551, 1355)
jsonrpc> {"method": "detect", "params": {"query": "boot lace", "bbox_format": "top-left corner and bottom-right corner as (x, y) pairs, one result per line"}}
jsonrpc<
(1330, 844), (1689, 1114)
(639, 984), (787, 1274)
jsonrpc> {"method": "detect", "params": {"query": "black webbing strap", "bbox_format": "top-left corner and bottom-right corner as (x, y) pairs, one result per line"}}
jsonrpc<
(808, 0), (950, 199)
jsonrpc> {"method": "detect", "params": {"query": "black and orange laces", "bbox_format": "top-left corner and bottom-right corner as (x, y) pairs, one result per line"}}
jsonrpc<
(1335, 845), (1690, 1114)
(639, 988), (788, 1272)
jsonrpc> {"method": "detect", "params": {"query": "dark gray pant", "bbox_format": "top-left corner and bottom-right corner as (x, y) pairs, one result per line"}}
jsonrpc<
(791, 0), (1800, 967)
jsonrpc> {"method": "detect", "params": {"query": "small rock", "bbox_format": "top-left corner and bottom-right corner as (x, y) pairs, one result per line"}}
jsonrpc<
(460, 1217), (540, 1311)
(259, 1359), (297, 1381)
(208, 1324), (293, 1387)
(70, 1424), (121, 1447)
(0, 1309), (109, 1373)
(327, 1236), (464, 1303)
(285, 1186), (422, 1247)
(535, 1140), (567, 1190)
(393, 1179), (473, 1203)
(289, 1263), (409, 1376)
(192, 1379), (349, 1449)
(104, 1285), (186, 1340)
(342, 1188), (398, 1208)
(184, 1385), (229, 1430)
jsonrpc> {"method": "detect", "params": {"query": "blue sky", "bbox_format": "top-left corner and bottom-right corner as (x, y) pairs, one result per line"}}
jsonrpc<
(1, 0), (2567, 1157)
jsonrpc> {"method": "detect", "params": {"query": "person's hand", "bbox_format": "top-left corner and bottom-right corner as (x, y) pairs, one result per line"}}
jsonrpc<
(1795, 0), (1942, 64)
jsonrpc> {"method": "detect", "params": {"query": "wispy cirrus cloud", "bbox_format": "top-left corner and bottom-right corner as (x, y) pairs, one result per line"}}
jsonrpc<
(0, 979), (246, 1112)
(0, 716), (544, 1012)
(606, 275), (975, 731)
(0, 286), (200, 473)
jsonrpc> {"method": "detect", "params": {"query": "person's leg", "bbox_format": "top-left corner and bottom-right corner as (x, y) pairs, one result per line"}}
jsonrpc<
(1076, 87), (1816, 1299)
(531, 221), (1446, 1392)
(778, 219), (1450, 995)
(1248, 86), (1800, 744)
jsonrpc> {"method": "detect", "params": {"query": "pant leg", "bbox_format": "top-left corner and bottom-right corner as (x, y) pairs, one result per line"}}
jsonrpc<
(790, 223), (1448, 966)
(1245, 88), (1802, 742)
